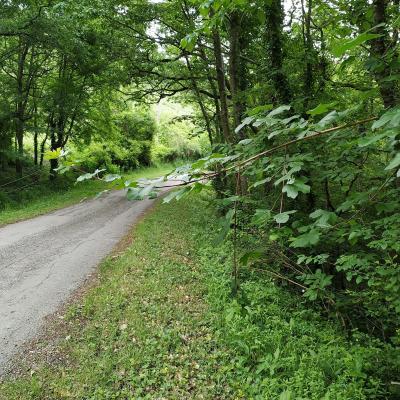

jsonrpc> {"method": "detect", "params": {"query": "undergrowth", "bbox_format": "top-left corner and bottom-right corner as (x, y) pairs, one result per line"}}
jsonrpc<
(0, 193), (398, 399)
(0, 164), (174, 226)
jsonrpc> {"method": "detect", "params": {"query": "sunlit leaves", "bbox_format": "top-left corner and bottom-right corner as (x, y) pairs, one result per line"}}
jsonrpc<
(268, 105), (291, 117)
(385, 153), (400, 171)
(44, 148), (62, 160)
(180, 33), (198, 52)
(163, 187), (191, 203)
(235, 116), (255, 133)
(247, 104), (273, 116)
(163, 182), (206, 204)
(332, 32), (382, 57)
(76, 169), (105, 182)
(372, 107), (400, 130)
(103, 174), (121, 182)
(235, 105), (291, 133)
(307, 102), (337, 116)
(315, 111), (340, 128)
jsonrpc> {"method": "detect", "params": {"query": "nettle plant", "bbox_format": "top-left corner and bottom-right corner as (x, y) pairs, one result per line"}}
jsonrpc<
(51, 104), (400, 336)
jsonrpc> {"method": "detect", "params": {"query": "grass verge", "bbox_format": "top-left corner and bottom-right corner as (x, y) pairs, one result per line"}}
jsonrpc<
(0, 193), (398, 399)
(0, 164), (174, 226)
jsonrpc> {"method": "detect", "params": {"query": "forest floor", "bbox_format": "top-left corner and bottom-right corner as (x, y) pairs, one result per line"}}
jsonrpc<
(0, 164), (174, 227)
(1, 192), (395, 399)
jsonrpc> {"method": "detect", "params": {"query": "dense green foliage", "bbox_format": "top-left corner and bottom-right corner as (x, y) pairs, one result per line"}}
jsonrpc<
(0, 164), (173, 226)
(1, 0), (400, 396)
(2, 195), (398, 399)
(126, 0), (400, 343)
(0, 1), (206, 188)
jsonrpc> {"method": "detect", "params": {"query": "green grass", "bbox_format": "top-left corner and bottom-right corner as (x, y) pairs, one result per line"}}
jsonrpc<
(0, 164), (174, 226)
(0, 194), (398, 399)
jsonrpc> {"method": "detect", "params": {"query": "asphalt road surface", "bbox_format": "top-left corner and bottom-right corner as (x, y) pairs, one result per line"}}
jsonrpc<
(0, 189), (165, 373)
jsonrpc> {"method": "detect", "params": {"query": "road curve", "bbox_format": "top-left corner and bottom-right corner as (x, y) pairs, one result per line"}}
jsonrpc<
(0, 189), (165, 373)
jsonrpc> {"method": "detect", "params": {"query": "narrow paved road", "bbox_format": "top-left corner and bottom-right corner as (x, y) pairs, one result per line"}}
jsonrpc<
(0, 189), (164, 373)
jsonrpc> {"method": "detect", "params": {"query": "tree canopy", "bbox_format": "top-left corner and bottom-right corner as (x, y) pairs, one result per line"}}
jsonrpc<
(1, 1), (400, 389)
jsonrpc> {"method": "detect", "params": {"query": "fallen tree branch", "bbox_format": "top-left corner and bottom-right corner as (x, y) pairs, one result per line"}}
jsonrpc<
(152, 116), (378, 188)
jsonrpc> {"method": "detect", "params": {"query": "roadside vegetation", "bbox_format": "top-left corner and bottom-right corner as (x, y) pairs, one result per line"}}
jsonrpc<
(1, 0), (399, 398)
(0, 164), (174, 226)
(1, 194), (398, 399)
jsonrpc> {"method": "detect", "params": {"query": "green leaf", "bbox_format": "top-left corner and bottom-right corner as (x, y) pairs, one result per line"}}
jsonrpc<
(180, 37), (188, 48)
(180, 33), (197, 51)
(247, 104), (273, 116)
(307, 102), (337, 116)
(385, 153), (400, 170)
(268, 105), (291, 117)
(163, 187), (189, 203)
(215, 209), (235, 244)
(293, 180), (310, 194)
(238, 138), (253, 145)
(358, 133), (388, 147)
(54, 165), (71, 174)
(279, 390), (294, 400)
(125, 180), (138, 188)
(76, 173), (94, 182)
(104, 174), (121, 182)
(251, 177), (270, 189)
(137, 184), (156, 198)
(126, 187), (142, 201)
(252, 209), (272, 225)
(190, 182), (205, 194)
(235, 116), (255, 133)
(44, 148), (62, 160)
(290, 230), (320, 248)
(372, 107), (400, 130)
(282, 184), (298, 199)
(332, 32), (382, 57)
(282, 178), (310, 199)
(274, 210), (296, 224)
(310, 209), (338, 227)
(316, 111), (339, 128)
(274, 166), (302, 186)
(76, 169), (105, 183)
(221, 195), (241, 205)
(191, 159), (207, 169)
(240, 250), (264, 266)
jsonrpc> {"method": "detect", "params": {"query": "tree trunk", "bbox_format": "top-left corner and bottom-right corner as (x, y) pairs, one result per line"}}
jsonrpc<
(265, 0), (292, 104)
(15, 41), (29, 177)
(370, 0), (398, 108)
(49, 125), (59, 180)
(211, 14), (232, 144)
(33, 100), (38, 165)
(184, 53), (214, 145)
(229, 11), (247, 131)
(15, 119), (24, 177)
(34, 132), (38, 165)
(301, 0), (313, 112)
(39, 132), (48, 167)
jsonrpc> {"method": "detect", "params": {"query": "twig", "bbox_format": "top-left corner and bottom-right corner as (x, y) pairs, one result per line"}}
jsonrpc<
(151, 117), (378, 189)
